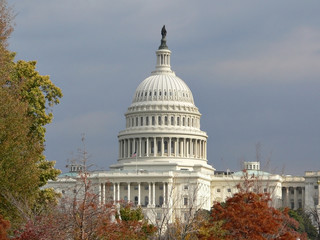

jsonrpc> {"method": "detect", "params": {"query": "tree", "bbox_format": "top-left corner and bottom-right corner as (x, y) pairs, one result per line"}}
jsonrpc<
(198, 171), (303, 240)
(288, 209), (317, 240)
(0, 0), (62, 226)
(0, 214), (10, 240)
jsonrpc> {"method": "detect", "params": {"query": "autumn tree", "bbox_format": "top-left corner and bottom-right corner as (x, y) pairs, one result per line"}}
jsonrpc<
(0, 0), (62, 227)
(0, 214), (10, 240)
(198, 171), (303, 240)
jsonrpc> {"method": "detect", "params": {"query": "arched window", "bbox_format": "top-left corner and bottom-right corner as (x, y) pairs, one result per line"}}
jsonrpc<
(158, 116), (162, 125)
(177, 117), (180, 126)
(164, 141), (168, 153)
(165, 116), (168, 125)
(171, 116), (174, 125)
(146, 116), (149, 126)
(152, 116), (155, 125)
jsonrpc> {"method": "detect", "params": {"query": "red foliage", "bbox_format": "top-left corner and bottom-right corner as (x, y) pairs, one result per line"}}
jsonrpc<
(0, 215), (10, 240)
(199, 172), (303, 240)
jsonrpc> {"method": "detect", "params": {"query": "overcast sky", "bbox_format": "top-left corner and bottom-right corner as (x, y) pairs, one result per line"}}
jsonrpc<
(7, 0), (320, 175)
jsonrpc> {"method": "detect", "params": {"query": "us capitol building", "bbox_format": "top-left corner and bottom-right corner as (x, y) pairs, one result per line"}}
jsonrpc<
(47, 26), (320, 222)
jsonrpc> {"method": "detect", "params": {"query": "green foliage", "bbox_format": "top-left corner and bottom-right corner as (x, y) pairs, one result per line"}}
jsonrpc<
(289, 209), (318, 240)
(119, 205), (144, 222)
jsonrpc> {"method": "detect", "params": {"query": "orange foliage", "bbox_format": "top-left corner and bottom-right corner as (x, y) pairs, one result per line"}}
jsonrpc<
(0, 214), (10, 240)
(199, 171), (303, 240)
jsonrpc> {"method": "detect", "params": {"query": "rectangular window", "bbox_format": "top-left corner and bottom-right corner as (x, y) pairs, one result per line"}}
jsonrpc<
(136, 117), (138, 126)
(171, 116), (174, 125)
(134, 186), (138, 190)
(184, 185), (189, 190)
(165, 116), (168, 125)
(141, 117), (143, 126)
(227, 189), (231, 193)
(145, 186), (149, 190)
(217, 189), (221, 192)
(184, 197), (188, 206)
(152, 116), (155, 125)
(158, 116), (162, 125)
(146, 117), (149, 126)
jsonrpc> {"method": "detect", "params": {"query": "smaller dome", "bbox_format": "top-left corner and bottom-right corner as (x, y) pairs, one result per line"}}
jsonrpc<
(132, 74), (194, 104)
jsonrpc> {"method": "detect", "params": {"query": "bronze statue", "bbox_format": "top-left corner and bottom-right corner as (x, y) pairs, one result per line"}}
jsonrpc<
(161, 25), (167, 39)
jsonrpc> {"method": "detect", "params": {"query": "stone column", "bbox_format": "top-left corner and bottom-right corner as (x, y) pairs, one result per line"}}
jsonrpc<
(190, 139), (193, 157)
(161, 137), (164, 156)
(154, 137), (157, 156)
(294, 187), (297, 209)
(195, 140), (198, 158)
(133, 138), (136, 155)
(148, 182), (151, 207)
(163, 182), (166, 206)
(117, 183), (120, 202)
(168, 137), (172, 157)
(127, 139), (130, 158)
(152, 182), (156, 207)
(286, 187), (289, 207)
(101, 183), (105, 204)
(184, 138), (186, 157)
(174, 139), (177, 157)
(199, 140), (202, 158)
(128, 182), (131, 203)
(146, 137), (149, 157)
(113, 183), (116, 202)
(180, 139), (183, 157)
(138, 182), (141, 206)
(302, 187), (305, 209)
(139, 138), (142, 157)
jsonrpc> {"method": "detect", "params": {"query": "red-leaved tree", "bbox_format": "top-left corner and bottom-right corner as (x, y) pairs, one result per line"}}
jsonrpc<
(198, 171), (304, 240)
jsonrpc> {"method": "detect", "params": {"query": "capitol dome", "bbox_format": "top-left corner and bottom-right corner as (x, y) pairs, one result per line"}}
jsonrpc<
(114, 26), (211, 172)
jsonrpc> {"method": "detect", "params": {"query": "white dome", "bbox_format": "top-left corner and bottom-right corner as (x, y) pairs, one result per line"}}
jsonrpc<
(132, 73), (195, 105)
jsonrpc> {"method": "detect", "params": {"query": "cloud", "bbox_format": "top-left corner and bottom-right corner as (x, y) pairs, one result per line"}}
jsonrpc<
(190, 27), (320, 85)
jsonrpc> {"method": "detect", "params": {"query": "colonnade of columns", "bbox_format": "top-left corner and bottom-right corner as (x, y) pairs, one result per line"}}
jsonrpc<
(119, 137), (207, 160)
(282, 186), (305, 209)
(99, 181), (172, 208)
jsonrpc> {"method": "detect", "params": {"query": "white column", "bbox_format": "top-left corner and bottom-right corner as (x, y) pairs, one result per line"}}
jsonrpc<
(154, 137), (157, 156)
(133, 138), (136, 154)
(286, 187), (289, 207)
(128, 182), (131, 203)
(139, 138), (142, 157)
(174, 139), (177, 157)
(195, 140), (198, 158)
(102, 183), (105, 204)
(153, 182), (156, 207)
(184, 138), (186, 157)
(127, 139), (130, 158)
(138, 182), (141, 206)
(163, 182), (166, 206)
(199, 140), (202, 158)
(161, 137), (164, 156)
(302, 187), (305, 208)
(190, 139), (193, 157)
(113, 183), (116, 202)
(124, 140), (127, 158)
(180, 139), (183, 157)
(146, 137), (149, 157)
(118, 141), (121, 159)
(148, 182), (151, 207)
(99, 183), (102, 204)
(169, 137), (172, 157)
(294, 187), (297, 209)
(117, 183), (120, 201)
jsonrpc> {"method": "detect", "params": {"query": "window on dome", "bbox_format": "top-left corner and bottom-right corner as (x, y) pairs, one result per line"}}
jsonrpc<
(140, 117), (143, 126)
(171, 116), (174, 125)
(152, 116), (155, 125)
(169, 91), (172, 96)
(182, 117), (185, 126)
(164, 91), (167, 96)
(145, 91), (147, 96)
(149, 91), (152, 96)
(132, 118), (134, 127)
(165, 116), (168, 125)
(136, 117), (138, 126)
(146, 117), (149, 126)
(187, 118), (190, 126)
(154, 91), (156, 96)
(164, 141), (168, 153)
(191, 119), (194, 127)
(171, 141), (174, 153)
(183, 93), (185, 97)
(158, 116), (162, 125)
(177, 117), (180, 126)
(157, 141), (161, 153)
(159, 91), (162, 96)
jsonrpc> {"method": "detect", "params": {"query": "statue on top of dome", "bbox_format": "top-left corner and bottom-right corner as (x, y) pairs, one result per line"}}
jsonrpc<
(159, 25), (168, 50)
(161, 25), (167, 39)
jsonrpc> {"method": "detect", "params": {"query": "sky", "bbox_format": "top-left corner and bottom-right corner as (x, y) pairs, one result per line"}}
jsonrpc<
(7, 0), (320, 176)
